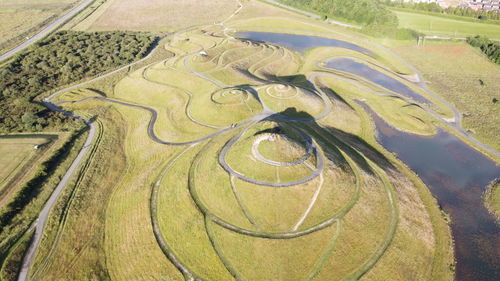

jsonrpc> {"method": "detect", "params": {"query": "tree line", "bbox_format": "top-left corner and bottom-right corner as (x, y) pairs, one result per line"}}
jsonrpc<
(276, 0), (422, 39)
(279, 0), (398, 26)
(0, 31), (157, 133)
(467, 36), (500, 64)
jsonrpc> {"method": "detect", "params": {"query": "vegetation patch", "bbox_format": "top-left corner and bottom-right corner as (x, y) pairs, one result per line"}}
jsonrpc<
(0, 30), (156, 133)
(467, 35), (500, 64)
(485, 180), (500, 220)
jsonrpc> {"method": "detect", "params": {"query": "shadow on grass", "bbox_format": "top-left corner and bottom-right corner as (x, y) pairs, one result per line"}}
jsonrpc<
(259, 107), (395, 175)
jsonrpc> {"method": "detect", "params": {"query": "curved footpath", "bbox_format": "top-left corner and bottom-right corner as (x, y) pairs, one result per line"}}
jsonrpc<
(0, 0), (95, 62)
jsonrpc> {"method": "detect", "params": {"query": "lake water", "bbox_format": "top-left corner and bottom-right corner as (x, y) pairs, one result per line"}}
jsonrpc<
(367, 105), (500, 281)
(324, 58), (431, 104)
(237, 31), (372, 55)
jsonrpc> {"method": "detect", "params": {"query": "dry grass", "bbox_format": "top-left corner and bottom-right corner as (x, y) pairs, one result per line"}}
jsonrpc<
(78, 0), (239, 32)
(0, 134), (58, 207)
(0, 0), (75, 50)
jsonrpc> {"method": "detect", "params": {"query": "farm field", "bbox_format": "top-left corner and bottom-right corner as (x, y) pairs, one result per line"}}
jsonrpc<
(72, 0), (239, 32)
(26, 6), (457, 279)
(391, 41), (500, 151)
(393, 10), (500, 38)
(0, 135), (56, 204)
(0, 0), (77, 52)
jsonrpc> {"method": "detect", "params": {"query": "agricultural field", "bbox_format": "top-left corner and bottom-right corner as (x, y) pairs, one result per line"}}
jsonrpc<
(70, 0), (239, 32)
(393, 10), (500, 38)
(0, 135), (56, 205)
(0, 0), (77, 52)
(25, 8), (457, 279)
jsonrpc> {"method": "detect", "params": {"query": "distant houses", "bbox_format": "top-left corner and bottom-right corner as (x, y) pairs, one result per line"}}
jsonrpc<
(463, 0), (500, 11)
(389, 0), (500, 10)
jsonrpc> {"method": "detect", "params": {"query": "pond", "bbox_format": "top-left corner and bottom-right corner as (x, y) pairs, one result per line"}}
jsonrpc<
(324, 58), (431, 104)
(237, 31), (372, 55)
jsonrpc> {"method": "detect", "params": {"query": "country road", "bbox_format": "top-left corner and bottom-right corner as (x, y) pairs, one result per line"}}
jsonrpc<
(0, 0), (94, 62)
(17, 122), (96, 281)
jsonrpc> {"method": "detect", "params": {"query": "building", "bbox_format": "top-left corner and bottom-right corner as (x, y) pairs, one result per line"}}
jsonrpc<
(461, 0), (500, 10)
(390, 0), (500, 10)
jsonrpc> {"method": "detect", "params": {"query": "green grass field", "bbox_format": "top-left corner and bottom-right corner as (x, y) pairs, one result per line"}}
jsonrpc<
(393, 10), (500, 38)
(391, 41), (500, 151)
(0, 1), (465, 280)
(26, 10), (455, 279)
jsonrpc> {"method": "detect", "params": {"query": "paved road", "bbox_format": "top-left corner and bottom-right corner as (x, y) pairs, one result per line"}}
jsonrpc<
(0, 0), (95, 62)
(17, 122), (96, 281)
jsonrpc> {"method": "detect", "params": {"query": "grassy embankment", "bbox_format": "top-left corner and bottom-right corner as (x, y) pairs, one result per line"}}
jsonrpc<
(485, 181), (500, 220)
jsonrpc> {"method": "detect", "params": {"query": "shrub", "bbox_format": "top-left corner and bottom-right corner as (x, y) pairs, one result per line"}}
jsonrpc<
(467, 35), (500, 64)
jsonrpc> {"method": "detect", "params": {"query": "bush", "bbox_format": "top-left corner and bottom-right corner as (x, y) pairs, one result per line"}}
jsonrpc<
(467, 35), (500, 64)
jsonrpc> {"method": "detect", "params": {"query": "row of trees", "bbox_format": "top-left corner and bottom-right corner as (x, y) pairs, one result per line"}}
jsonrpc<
(277, 0), (423, 39)
(0, 31), (157, 133)
(279, 0), (398, 26)
(384, 0), (500, 21)
(467, 36), (500, 64)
